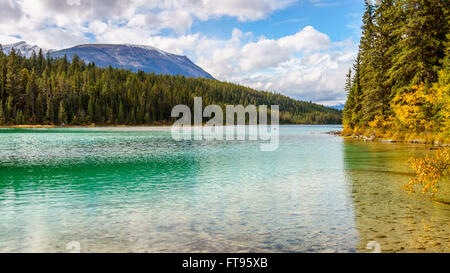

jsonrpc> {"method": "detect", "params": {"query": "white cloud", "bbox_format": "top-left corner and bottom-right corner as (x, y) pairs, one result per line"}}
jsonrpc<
(140, 26), (357, 105)
(186, 26), (354, 104)
(0, 34), (22, 45)
(189, 0), (293, 22)
(0, 0), (21, 23)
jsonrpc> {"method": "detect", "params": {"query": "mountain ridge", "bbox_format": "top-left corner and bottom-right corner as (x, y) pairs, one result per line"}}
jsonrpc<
(1, 41), (215, 79)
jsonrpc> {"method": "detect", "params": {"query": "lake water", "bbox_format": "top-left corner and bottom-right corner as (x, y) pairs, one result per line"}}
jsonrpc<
(0, 125), (449, 253)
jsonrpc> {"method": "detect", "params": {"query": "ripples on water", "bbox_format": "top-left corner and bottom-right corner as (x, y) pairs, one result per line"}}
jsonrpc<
(0, 126), (448, 252)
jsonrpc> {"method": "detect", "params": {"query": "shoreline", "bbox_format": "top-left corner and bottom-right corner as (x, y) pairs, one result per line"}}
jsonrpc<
(3, 125), (448, 147)
(0, 124), (174, 129)
(0, 124), (343, 129)
(337, 127), (450, 146)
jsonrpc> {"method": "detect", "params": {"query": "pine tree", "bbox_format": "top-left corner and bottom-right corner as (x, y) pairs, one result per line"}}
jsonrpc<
(0, 55), (5, 101)
(5, 48), (20, 100)
(351, 53), (363, 126)
(16, 109), (24, 124)
(118, 101), (125, 124)
(37, 49), (44, 75)
(5, 96), (13, 124)
(25, 69), (37, 122)
(0, 100), (4, 125)
(343, 68), (354, 126)
(389, 0), (448, 90)
(87, 98), (95, 123)
(358, 0), (377, 126)
(58, 101), (68, 124)
(45, 98), (54, 124)
(361, 0), (396, 124)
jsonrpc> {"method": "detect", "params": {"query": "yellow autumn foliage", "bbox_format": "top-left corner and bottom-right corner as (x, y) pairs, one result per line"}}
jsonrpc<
(368, 114), (394, 129)
(403, 148), (449, 195)
(392, 84), (442, 132)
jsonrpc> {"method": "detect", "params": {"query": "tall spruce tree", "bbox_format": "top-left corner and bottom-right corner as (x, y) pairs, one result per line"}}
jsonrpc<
(0, 100), (4, 125)
(5, 48), (20, 103)
(388, 0), (448, 91)
(351, 52), (363, 126)
(343, 68), (354, 126)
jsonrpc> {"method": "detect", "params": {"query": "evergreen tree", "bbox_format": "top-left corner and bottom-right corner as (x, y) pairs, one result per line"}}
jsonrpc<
(45, 97), (54, 124)
(389, 0), (447, 89)
(87, 98), (95, 123)
(118, 101), (125, 124)
(351, 53), (363, 126)
(5, 48), (20, 100)
(0, 100), (4, 125)
(5, 96), (13, 124)
(58, 101), (68, 124)
(361, 0), (396, 124)
(16, 109), (24, 124)
(25, 69), (37, 121)
(343, 68), (354, 126)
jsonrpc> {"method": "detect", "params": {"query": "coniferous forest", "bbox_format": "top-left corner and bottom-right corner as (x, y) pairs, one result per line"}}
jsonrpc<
(343, 0), (449, 141)
(0, 47), (342, 126)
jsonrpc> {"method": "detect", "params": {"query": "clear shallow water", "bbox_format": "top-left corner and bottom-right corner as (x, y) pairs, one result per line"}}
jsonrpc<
(0, 125), (448, 253)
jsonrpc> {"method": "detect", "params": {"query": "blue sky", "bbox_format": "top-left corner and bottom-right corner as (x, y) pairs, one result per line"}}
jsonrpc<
(0, 0), (365, 105)
(191, 0), (363, 41)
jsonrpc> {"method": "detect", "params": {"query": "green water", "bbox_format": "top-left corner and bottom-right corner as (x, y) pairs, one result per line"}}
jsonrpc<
(0, 126), (448, 253)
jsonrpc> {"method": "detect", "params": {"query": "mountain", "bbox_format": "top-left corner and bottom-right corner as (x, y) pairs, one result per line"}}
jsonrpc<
(50, 44), (215, 79)
(1, 41), (47, 58)
(328, 104), (345, 111)
(1, 41), (214, 79)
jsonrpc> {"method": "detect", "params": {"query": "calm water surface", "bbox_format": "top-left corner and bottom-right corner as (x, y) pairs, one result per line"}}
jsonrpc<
(0, 125), (448, 252)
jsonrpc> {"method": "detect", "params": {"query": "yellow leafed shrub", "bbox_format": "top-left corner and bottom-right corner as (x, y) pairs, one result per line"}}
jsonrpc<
(403, 148), (449, 195)
(392, 84), (442, 132)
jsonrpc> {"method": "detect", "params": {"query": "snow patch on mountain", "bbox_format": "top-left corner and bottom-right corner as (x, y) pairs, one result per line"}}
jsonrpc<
(1, 41), (49, 58)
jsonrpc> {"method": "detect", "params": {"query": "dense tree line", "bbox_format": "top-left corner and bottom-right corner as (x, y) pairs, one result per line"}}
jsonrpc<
(343, 0), (449, 137)
(0, 47), (342, 126)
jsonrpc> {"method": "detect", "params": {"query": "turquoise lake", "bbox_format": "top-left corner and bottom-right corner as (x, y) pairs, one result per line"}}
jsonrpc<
(0, 125), (449, 252)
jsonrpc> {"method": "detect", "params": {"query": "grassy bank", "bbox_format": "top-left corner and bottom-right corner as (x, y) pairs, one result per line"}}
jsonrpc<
(341, 126), (450, 146)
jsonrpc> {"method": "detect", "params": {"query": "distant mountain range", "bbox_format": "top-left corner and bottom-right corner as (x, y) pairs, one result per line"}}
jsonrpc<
(1, 41), (215, 79)
(328, 104), (345, 111)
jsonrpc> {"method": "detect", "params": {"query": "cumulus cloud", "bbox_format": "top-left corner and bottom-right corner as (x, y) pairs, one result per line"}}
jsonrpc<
(188, 0), (293, 22)
(0, 0), (22, 23)
(184, 26), (356, 104)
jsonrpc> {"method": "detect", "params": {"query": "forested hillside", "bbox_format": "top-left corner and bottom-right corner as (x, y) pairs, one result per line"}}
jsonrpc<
(0, 47), (341, 126)
(343, 0), (449, 141)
